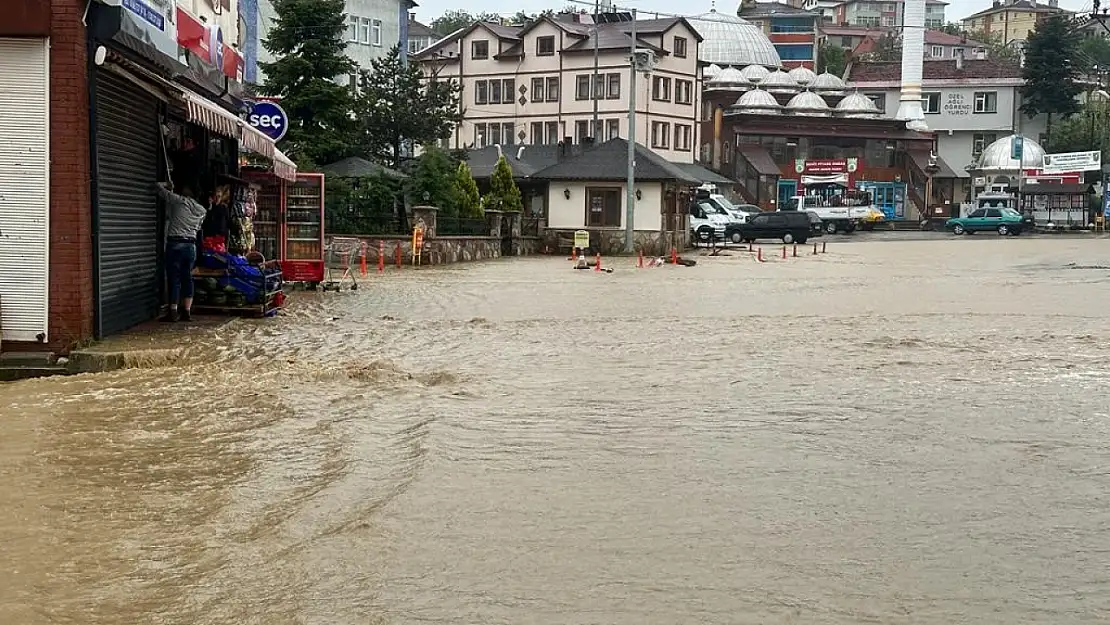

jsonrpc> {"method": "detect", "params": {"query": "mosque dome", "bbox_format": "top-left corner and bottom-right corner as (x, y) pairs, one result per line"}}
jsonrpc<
(785, 90), (831, 116)
(762, 69), (798, 94)
(688, 10), (782, 68)
(834, 91), (880, 118)
(703, 63), (723, 79)
(706, 66), (748, 89)
(975, 134), (1046, 171)
(738, 64), (770, 84)
(732, 87), (782, 114)
(810, 71), (847, 95)
(787, 66), (817, 87)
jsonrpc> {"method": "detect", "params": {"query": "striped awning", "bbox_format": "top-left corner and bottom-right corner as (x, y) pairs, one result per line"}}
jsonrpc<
(182, 90), (240, 139)
(240, 122), (275, 159)
(273, 148), (297, 181)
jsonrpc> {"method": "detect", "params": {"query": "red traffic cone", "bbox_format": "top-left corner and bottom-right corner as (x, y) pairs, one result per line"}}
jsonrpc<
(637, 251), (644, 268)
(594, 253), (602, 272)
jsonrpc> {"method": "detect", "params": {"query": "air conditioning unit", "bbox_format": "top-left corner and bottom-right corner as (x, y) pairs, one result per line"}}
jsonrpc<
(632, 48), (657, 72)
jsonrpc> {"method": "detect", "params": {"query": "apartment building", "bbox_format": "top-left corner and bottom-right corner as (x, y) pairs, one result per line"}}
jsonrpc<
(833, 0), (947, 28)
(738, 1), (819, 68)
(408, 14), (439, 55)
(847, 58), (1048, 201)
(413, 14), (702, 163)
(848, 29), (989, 60)
(961, 0), (1072, 43)
(252, 0), (411, 84)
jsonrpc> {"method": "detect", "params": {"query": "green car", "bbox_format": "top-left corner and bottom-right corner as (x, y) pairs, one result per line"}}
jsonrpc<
(945, 207), (1028, 236)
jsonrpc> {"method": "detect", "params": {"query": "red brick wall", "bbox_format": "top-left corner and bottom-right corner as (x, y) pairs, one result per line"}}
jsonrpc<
(1, 0), (50, 36)
(49, 0), (95, 351)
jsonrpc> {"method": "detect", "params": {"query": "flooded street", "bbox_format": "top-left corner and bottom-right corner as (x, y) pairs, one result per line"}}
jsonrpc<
(4, 236), (1110, 624)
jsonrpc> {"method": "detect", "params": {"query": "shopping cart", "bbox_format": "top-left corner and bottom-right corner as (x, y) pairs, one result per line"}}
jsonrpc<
(322, 237), (365, 291)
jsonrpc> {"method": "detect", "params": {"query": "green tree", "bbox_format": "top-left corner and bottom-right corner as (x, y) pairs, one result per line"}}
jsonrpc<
(817, 42), (848, 77)
(353, 46), (462, 169)
(481, 155), (523, 212)
(965, 29), (1022, 64)
(325, 174), (403, 235)
(259, 0), (354, 167)
(430, 9), (501, 35)
(1046, 97), (1110, 156)
(1021, 15), (1082, 136)
(867, 33), (901, 62)
(1077, 35), (1110, 76)
(454, 161), (482, 218)
(407, 146), (460, 215)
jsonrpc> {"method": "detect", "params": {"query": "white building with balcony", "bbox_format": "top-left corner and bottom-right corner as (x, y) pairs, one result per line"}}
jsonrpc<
(412, 13), (703, 164)
(847, 57), (1048, 201)
(832, 0), (947, 28)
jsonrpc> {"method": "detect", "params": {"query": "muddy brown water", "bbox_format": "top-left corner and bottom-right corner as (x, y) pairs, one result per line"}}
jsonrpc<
(3, 237), (1110, 625)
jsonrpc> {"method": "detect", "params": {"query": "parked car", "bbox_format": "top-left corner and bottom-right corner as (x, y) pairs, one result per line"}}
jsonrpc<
(945, 207), (1027, 236)
(805, 210), (824, 237)
(689, 201), (730, 243)
(735, 210), (812, 244)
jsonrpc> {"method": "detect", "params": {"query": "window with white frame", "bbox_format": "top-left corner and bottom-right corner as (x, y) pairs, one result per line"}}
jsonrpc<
(922, 92), (941, 114)
(652, 76), (671, 101)
(546, 77), (559, 102)
(489, 123), (502, 146)
(348, 16), (359, 42)
(530, 122), (543, 144)
(675, 124), (692, 151)
(502, 122), (516, 144)
(372, 19), (382, 46)
(973, 133), (997, 158)
(930, 45), (943, 57)
(675, 79), (693, 105)
(545, 121), (560, 143)
(606, 73), (620, 99)
(475, 81), (488, 105)
(531, 77), (545, 103)
(475, 124), (488, 147)
(576, 119), (591, 142)
(359, 18), (371, 44)
(606, 118), (619, 140)
(974, 91), (997, 113)
(651, 121), (670, 149)
(576, 75), (591, 100)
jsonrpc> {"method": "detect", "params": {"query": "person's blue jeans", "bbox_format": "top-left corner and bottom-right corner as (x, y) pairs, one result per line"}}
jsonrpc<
(166, 240), (197, 305)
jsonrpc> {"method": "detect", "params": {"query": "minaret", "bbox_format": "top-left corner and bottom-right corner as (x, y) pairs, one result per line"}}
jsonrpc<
(895, 0), (928, 131)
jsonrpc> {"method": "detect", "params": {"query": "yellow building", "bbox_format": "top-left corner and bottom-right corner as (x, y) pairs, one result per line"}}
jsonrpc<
(961, 0), (1072, 43)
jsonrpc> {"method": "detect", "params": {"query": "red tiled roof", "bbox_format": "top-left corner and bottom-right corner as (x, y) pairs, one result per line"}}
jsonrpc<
(924, 30), (986, 47)
(847, 58), (1024, 82)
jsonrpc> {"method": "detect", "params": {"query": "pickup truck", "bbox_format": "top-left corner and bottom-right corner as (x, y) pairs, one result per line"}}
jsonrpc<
(788, 195), (868, 234)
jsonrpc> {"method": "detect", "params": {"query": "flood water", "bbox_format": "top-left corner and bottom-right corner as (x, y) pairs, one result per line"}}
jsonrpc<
(4, 236), (1110, 624)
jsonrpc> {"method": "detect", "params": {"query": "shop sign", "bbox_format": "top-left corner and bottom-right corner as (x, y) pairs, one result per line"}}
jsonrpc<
(1042, 150), (1101, 174)
(795, 158), (859, 174)
(1011, 135), (1023, 161)
(119, 0), (178, 59)
(247, 101), (289, 142)
(176, 8), (242, 80)
(943, 93), (971, 116)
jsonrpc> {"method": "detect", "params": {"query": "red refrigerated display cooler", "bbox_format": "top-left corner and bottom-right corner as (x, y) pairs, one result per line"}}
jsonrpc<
(246, 171), (326, 284)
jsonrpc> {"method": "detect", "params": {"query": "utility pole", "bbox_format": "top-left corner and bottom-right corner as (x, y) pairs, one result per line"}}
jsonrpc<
(625, 8), (637, 253)
(592, 0), (600, 139)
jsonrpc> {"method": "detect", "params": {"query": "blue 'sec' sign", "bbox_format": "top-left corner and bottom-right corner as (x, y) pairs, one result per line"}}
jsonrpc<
(246, 101), (289, 143)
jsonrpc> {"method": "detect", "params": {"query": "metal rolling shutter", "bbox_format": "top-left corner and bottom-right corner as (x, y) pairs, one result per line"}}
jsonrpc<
(94, 69), (161, 337)
(0, 38), (50, 343)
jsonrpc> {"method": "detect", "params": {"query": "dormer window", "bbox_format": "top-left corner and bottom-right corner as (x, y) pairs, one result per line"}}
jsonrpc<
(537, 36), (555, 56)
(472, 40), (489, 59)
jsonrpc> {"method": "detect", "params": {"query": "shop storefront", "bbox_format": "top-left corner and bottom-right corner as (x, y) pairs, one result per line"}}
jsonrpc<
(0, 37), (50, 342)
(87, 0), (294, 337)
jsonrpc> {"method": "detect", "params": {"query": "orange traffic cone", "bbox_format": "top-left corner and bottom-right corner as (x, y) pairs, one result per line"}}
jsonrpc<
(377, 241), (384, 273)
(671, 247), (678, 265)
(594, 253), (602, 272)
(360, 242), (368, 276)
(572, 247), (578, 261)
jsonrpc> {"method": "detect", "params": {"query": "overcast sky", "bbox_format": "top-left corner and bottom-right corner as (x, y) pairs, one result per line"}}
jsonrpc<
(412, 0), (1094, 26)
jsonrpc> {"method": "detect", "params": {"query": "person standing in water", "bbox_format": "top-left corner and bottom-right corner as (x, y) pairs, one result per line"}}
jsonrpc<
(156, 181), (208, 322)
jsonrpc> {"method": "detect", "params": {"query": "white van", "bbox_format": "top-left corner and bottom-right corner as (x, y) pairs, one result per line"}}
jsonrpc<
(689, 200), (731, 243)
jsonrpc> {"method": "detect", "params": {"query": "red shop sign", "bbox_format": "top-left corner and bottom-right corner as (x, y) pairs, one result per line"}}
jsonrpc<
(176, 7), (243, 81)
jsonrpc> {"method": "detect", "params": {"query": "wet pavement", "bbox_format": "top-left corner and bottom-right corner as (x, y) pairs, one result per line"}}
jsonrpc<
(3, 237), (1110, 624)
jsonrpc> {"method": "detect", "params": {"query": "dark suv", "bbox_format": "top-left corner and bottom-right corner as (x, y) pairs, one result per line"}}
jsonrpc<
(735, 211), (813, 244)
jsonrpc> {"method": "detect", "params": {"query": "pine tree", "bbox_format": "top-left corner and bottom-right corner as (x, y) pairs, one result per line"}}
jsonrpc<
(408, 146), (459, 215)
(1021, 15), (1082, 137)
(482, 156), (523, 212)
(353, 47), (462, 168)
(259, 0), (354, 167)
(454, 161), (482, 218)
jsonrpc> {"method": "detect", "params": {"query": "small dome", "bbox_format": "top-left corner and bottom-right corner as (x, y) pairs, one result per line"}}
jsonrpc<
(732, 87), (782, 115)
(835, 91), (880, 118)
(738, 64), (771, 84)
(703, 63), (722, 79)
(688, 10), (782, 68)
(785, 90), (831, 116)
(975, 134), (1046, 171)
(787, 66), (817, 86)
(707, 66), (747, 89)
(763, 69), (798, 93)
(811, 71), (847, 93)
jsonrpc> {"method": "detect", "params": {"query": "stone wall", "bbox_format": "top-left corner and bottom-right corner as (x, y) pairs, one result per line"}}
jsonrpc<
(542, 229), (687, 256)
